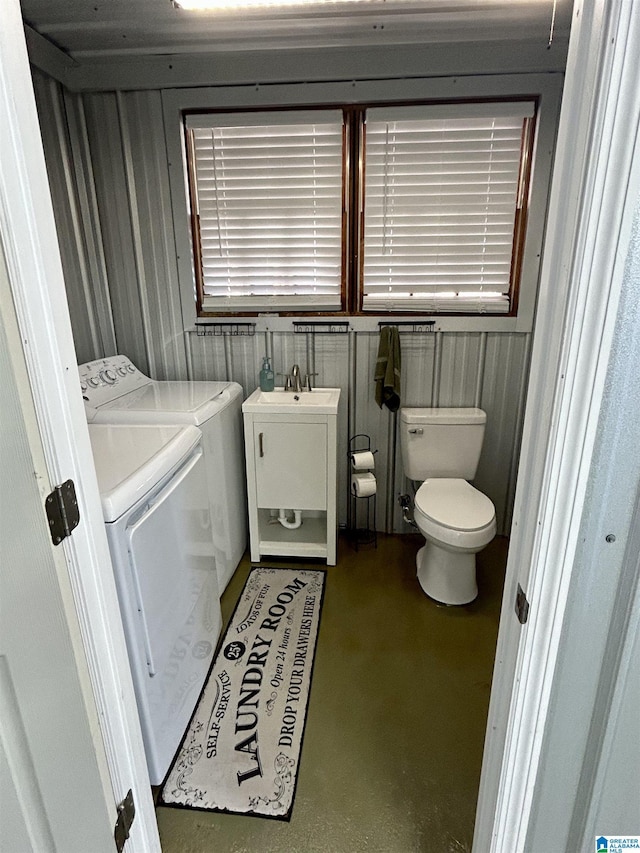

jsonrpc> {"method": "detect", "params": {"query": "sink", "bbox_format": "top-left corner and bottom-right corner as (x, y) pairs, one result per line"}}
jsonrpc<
(242, 387), (340, 415)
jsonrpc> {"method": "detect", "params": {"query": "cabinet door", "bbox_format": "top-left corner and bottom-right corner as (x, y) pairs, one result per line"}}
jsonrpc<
(254, 421), (327, 509)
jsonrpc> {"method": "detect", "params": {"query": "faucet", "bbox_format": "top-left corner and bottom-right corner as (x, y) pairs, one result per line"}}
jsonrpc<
(289, 364), (303, 392)
(282, 364), (317, 391)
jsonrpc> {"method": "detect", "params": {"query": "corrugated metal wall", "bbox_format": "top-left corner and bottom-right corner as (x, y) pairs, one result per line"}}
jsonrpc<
(32, 72), (116, 364)
(34, 74), (531, 536)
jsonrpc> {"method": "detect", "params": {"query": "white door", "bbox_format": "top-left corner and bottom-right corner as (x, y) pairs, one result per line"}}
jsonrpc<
(1, 3), (160, 850)
(473, 2), (640, 849)
(0, 247), (114, 852)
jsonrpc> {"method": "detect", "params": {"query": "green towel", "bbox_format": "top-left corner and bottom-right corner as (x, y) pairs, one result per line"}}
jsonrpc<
(375, 326), (401, 412)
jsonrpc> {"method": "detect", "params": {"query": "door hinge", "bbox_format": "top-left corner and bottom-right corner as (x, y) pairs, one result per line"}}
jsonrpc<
(45, 479), (80, 545)
(515, 583), (530, 625)
(114, 789), (135, 852)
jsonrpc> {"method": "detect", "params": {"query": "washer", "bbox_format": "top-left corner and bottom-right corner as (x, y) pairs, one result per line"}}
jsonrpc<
(79, 355), (247, 593)
(89, 423), (221, 784)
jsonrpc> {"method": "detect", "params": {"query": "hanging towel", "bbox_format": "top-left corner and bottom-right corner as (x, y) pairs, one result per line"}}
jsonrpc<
(375, 325), (401, 412)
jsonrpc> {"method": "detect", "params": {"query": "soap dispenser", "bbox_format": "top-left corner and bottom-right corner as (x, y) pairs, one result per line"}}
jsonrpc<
(259, 356), (275, 392)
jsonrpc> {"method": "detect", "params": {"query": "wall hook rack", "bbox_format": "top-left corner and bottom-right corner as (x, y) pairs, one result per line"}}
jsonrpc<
(378, 320), (436, 334)
(293, 321), (351, 334)
(195, 322), (256, 337)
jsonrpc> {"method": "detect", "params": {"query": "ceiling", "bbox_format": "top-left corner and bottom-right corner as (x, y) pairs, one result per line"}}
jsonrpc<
(21, 0), (574, 59)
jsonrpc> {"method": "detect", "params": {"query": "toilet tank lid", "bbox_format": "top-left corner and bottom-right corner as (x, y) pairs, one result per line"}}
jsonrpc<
(400, 407), (486, 425)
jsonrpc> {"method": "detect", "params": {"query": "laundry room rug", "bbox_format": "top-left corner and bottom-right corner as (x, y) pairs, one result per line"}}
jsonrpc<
(161, 566), (326, 821)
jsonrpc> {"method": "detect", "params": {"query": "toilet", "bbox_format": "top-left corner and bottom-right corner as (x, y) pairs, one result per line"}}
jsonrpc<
(399, 408), (496, 605)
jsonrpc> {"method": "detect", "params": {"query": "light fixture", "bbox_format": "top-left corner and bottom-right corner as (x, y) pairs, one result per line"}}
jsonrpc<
(172, 0), (367, 9)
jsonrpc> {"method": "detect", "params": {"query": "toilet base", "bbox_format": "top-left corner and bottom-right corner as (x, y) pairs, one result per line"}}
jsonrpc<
(416, 542), (478, 605)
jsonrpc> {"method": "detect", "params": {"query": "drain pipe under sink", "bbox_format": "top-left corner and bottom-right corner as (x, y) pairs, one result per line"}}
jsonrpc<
(278, 509), (303, 529)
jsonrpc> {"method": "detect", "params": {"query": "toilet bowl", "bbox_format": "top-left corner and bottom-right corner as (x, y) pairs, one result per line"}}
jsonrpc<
(399, 407), (497, 604)
(413, 478), (496, 605)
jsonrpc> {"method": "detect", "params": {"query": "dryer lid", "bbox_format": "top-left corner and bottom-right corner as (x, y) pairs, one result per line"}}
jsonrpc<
(89, 423), (201, 522)
(415, 479), (495, 531)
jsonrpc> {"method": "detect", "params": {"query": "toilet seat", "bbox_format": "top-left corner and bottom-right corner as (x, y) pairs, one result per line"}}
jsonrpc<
(415, 478), (495, 531)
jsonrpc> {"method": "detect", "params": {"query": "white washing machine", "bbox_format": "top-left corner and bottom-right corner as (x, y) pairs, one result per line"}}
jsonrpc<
(89, 423), (221, 784)
(79, 355), (247, 593)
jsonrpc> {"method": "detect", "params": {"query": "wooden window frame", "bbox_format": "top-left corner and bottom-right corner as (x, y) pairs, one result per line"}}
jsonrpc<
(184, 100), (536, 318)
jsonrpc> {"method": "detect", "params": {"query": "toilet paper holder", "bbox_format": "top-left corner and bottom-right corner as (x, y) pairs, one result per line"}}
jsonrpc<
(347, 434), (377, 550)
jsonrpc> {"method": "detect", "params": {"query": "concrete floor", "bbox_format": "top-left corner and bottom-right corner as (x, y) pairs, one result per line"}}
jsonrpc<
(156, 532), (507, 853)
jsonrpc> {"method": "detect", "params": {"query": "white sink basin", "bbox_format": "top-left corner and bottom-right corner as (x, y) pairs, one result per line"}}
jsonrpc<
(242, 387), (340, 415)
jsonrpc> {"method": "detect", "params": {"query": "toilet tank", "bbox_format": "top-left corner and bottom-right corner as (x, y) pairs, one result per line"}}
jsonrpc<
(400, 408), (487, 480)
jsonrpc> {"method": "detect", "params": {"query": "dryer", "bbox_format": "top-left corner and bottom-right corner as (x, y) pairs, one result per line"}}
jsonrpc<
(79, 355), (247, 593)
(89, 423), (221, 784)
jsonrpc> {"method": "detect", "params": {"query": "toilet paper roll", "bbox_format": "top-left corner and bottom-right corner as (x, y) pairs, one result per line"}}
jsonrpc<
(351, 472), (377, 497)
(350, 450), (375, 471)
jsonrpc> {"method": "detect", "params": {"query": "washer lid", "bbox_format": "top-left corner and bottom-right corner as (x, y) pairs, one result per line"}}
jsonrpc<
(415, 478), (495, 531)
(96, 381), (231, 425)
(88, 424), (202, 522)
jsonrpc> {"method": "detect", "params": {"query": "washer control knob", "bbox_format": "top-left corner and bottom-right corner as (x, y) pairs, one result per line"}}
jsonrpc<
(80, 382), (87, 392)
(87, 377), (101, 388)
(100, 369), (117, 384)
(127, 365), (136, 373)
(117, 366), (128, 376)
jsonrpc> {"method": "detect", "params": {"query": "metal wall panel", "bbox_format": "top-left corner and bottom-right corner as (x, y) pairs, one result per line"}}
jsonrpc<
(439, 333), (483, 407)
(401, 332), (438, 406)
(32, 70), (114, 364)
(65, 89), (190, 379)
(43, 84), (530, 538)
(187, 331), (231, 382)
(353, 332), (395, 531)
(476, 332), (530, 533)
(312, 332), (351, 525)
(183, 327), (498, 535)
(82, 92), (150, 373)
(117, 91), (188, 380)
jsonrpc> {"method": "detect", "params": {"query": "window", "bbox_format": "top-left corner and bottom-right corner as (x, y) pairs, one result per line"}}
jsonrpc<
(185, 100), (536, 316)
(185, 111), (344, 313)
(362, 103), (535, 313)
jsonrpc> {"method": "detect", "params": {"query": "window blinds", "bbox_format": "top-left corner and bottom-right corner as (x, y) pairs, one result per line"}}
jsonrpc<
(186, 111), (344, 312)
(362, 102), (535, 313)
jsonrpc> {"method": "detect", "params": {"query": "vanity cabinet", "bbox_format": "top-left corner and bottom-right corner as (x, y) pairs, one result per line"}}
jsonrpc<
(242, 389), (340, 565)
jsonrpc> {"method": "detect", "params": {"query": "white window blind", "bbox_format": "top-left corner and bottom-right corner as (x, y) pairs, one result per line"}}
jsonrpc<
(186, 111), (344, 312)
(362, 102), (535, 313)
